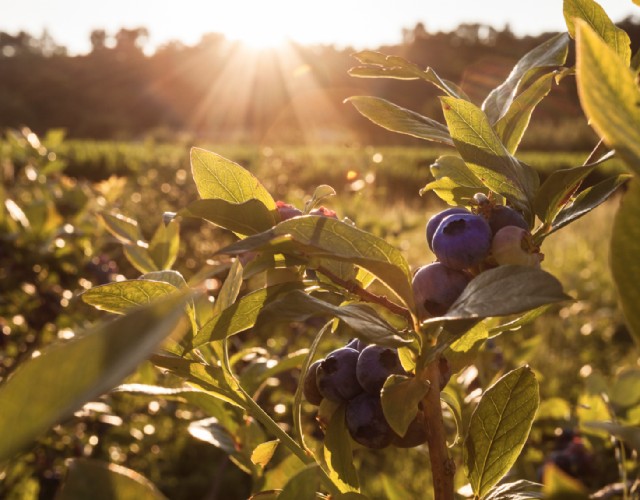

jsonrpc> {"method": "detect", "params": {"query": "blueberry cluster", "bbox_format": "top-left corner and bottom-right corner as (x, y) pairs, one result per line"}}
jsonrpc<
(413, 195), (543, 320)
(303, 339), (428, 449)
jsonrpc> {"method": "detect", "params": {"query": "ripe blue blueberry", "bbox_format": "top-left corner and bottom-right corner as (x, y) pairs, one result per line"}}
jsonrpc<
(425, 207), (470, 250)
(346, 337), (367, 352)
(302, 359), (324, 406)
(345, 392), (394, 449)
(412, 262), (470, 318)
(315, 347), (362, 402)
(432, 213), (492, 270)
(488, 205), (528, 234)
(276, 200), (302, 221)
(356, 345), (407, 395)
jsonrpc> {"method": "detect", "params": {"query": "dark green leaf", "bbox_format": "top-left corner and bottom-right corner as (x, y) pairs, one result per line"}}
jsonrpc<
(0, 294), (190, 463)
(575, 21), (640, 172)
(441, 97), (539, 216)
(148, 219), (180, 269)
(192, 283), (301, 348)
(323, 405), (359, 493)
(278, 465), (320, 500)
(57, 459), (167, 500)
(259, 290), (409, 347)
(217, 216), (414, 310)
(381, 375), (430, 437)
(533, 150), (615, 224)
(550, 174), (631, 234)
(82, 280), (178, 314)
(565, 0), (631, 65)
(178, 198), (277, 236)
(345, 96), (453, 146)
(420, 155), (485, 206)
(464, 366), (540, 498)
(611, 179), (640, 346)
(483, 33), (570, 123)
(190, 147), (276, 209)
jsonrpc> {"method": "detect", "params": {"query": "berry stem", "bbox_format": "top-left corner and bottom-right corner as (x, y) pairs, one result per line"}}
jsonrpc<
(316, 265), (412, 322)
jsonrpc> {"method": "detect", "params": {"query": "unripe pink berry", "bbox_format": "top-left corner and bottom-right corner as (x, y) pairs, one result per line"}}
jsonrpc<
(491, 226), (543, 267)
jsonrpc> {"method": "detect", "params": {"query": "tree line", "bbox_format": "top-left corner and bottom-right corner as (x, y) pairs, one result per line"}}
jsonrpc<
(1, 19), (638, 148)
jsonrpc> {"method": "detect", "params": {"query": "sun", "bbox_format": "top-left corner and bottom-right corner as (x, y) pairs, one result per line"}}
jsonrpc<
(222, 17), (290, 50)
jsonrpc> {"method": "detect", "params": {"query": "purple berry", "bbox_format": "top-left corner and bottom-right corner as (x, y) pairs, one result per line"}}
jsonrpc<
(488, 205), (528, 234)
(356, 345), (407, 395)
(425, 207), (470, 251)
(392, 409), (428, 448)
(491, 226), (542, 267)
(276, 200), (302, 221)
(346, 338), (367, 352)
(303, 359), (324, 406)
(346, 392), (394, 449)
(412, 262), (471, 318)
(316, 347), (362, 402)
(432, 213), (492, 270)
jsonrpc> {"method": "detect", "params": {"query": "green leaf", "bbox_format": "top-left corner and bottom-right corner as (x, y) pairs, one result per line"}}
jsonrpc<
(57, 459), (167, 500)
(381, 375), (430, 437)
(304, 185), (337, 214)
(420, 155), (485, 206)
(484, 479), (544, 499)
(483, 33), (570, 123)
(251, 440), (280, 468)
(464, 366), (540, 498)
(550, 174), (631, 234)
(425, 266), (570, 325)
(575, 20), (640, 172)
(178, 198), (277, 236)
(349, 51), (469, 99)
(494, 72), (556, 155)
(142, 270), (189, 289)
(123, 245), (158, 274)
(488, 305), (551, 338)
(564, 0), (631, 65)
(0, 294), (190, 463)
(190, 147), (276, 209)
(611, 179), (640, 346)
(323, 405), (359, 493)
(444, 322), (489, 375)
(211, 258), (243, 316)
(610, 367), (640, 408)
(192, 283), (301, 348)
(278, 465), (320, 500)
(259, 290), (409, 347)
(148, 219), (180, 270)
(581, 421), (640, 452)
(441, 97), (539, 216)
(345, 96), (453, 146)
(542, 463), (589, 500)
(533, 150), (615, 224)
(99, 212), (144, 245)
(82, 280), (178, 314)
(217, 216), (415, 310)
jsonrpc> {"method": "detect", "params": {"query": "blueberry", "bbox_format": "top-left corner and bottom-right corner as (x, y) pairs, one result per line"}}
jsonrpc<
(316, 347), (362, 402)
(345, 392), (393, 449)
(488, 205), (528, 234)
(425, 207), (470, 250)
(309, 206), (338, 218)
(392, 409), (428, 448)
(412, 262), (470, 318)
(302, 359), (324, 406)
(491, 226), (542, 267)
(276, 200), (302, 221)
(346, 337), (367, 352)
(432, 213), (492, 270)
(356, 345), (407, 395)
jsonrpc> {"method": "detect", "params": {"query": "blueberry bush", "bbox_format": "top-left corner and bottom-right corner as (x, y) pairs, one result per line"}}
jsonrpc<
(1, 1), (640, 499)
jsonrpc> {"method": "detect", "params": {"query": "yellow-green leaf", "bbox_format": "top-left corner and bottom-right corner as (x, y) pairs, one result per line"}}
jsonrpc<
(82, 280), (178, 314)
(251, 440), (280, 468)
(323, 405), (359, 493)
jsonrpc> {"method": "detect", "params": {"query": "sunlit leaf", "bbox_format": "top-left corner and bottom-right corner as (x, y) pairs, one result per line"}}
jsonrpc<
(304, 184), (337, 213)
(324, 405), (359, 493)
(483, 33), (570, 123)
(189, 417), (255, 474)
(441, 97), (539, 217)
(565, 0), (631, 65)
(484, 479), (544, 499)
(420, 155), (485, 206)
(123, 245), (158, 274)
(212, 258), (243, 316)
(251, 440), (280, 468)
(0, 294), (190, 463)
(445, 322), (489, 375)
(57, 459), (167, 500)
(178, 198), (277, 236)
(464, 366), (539, 498)
(345, 96), (453, 146)
(191, 148), (276, 210)
(611, 179), (640, 346)
(99, 211), (144, 245)
(278, 464), (320, 500)
(381, 375), (430, 437)
(542, 463), (589, 500)
(610, 367), (640, 408)
(575, 20), (640, 172)
(148, 219), (180, 269)
(488, 305), (551, 338)
(82, 280), (178, 314)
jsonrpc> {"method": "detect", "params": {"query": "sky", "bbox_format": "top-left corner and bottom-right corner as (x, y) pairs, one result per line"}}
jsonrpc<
(1, 0), (638, 54)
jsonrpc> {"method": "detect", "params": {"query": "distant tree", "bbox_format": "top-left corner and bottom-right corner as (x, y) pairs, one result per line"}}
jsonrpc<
(90, 29), (108, 52)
